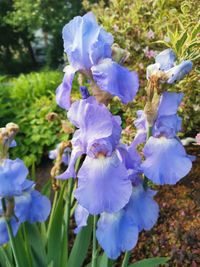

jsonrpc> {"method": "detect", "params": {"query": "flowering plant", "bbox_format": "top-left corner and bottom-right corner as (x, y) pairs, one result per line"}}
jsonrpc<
(0, 12), (194, 267)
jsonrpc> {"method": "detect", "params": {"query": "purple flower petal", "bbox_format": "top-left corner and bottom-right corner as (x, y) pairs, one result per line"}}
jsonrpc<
(166, 60), (193, 84)
(0, 217), (19, 245)
(74, 204), (89, 234)
(96, 211), (139, 259)
(141, 137), (192, 185)
(62, 12), (113, 70)
(155, 49), (176, 71)
(124, 185), (159, 231)
(153, 114), (182, 138)
(15, 190), (51, 223)
(0, 158), (28, 197)
(68, 97), (114, 151)
(158, 92), (184, 117)
(91, 58), (139, 104)
(57, 145), (83, 179)
(74, 153), (132, 214)
(56, 65), (76, 110)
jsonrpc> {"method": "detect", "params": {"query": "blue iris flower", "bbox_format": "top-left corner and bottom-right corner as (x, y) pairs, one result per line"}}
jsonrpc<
(133, 92), (193, 184)
(147, 48), (193, 83)
(57, 97), (141, 215)
(0, 159), (51, 245)
(56, 12), (139, 110)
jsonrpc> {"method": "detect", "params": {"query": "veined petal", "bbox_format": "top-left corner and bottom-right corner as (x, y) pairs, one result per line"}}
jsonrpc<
(74, 153), (132, 214)
(96, 211), (139, 259)
(56, 65), (76, 110)
(91, 58), (139, 104)
(141, 137), (192, 185)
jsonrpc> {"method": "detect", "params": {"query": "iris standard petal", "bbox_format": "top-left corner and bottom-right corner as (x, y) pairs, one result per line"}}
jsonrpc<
(166, 60), (193, 84)
(74, 153), (132, 214)
(96, 211), (139, 259)
(68, 97), (114, 146)
(155, 49), (176, 71)
(74, 204), (89, 234)
(158, 92), (184, 117)
(0, 158), (28, 197)
(153, 114), (182, 138)
(91, 58), (139, 104)
(124, 185), (159, 231)
(141, 137), (192, 185)
(62, 12), (113, 70)
(56, 65), (76, 110)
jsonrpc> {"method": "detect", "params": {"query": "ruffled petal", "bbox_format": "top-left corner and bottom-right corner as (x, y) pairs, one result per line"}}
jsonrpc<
(68, 97), (114, 150)
(155, 49), (176, 71)
(91, 58), (139, 104)
(141, 137), (192, 185)
(124, 185), (159, 231)
(74, 153), (132, 214)
(62, 12), (113, 70)
(166, 60), (193, 84)
(96, 211), (139, 259)
(0, 158), (28, 197)
(15, 190), (51, 223)
(74, 204), (89, 234)
(56, 65), (76, 110)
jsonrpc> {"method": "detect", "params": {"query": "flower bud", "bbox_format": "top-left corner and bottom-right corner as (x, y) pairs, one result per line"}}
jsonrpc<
(112, 43), (130, 64)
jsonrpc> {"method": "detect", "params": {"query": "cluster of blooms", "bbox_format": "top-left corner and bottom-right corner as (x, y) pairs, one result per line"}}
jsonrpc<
(55, 12), (193, 259)
(0, 123), (51, 245)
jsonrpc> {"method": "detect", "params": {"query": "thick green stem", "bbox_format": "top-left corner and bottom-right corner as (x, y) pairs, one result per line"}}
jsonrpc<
(92, 215), (98, 267)
(121, 251), (131, 267)
(147, 125), (152, 139)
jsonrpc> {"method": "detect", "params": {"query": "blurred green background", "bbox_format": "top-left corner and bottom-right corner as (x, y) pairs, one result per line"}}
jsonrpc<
(0, 0), (199, 167)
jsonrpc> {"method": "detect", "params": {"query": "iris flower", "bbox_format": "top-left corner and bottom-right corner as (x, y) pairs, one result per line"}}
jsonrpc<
(57, 96), (137, 214)
(133, 92), (193, 184)
(56, 12), (139, 110)
(146, 48), (192, 83)
(0, 158), (51, 245)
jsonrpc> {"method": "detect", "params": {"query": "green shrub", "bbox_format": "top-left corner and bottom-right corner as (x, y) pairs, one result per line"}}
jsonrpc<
(0, 71), (71, 166)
